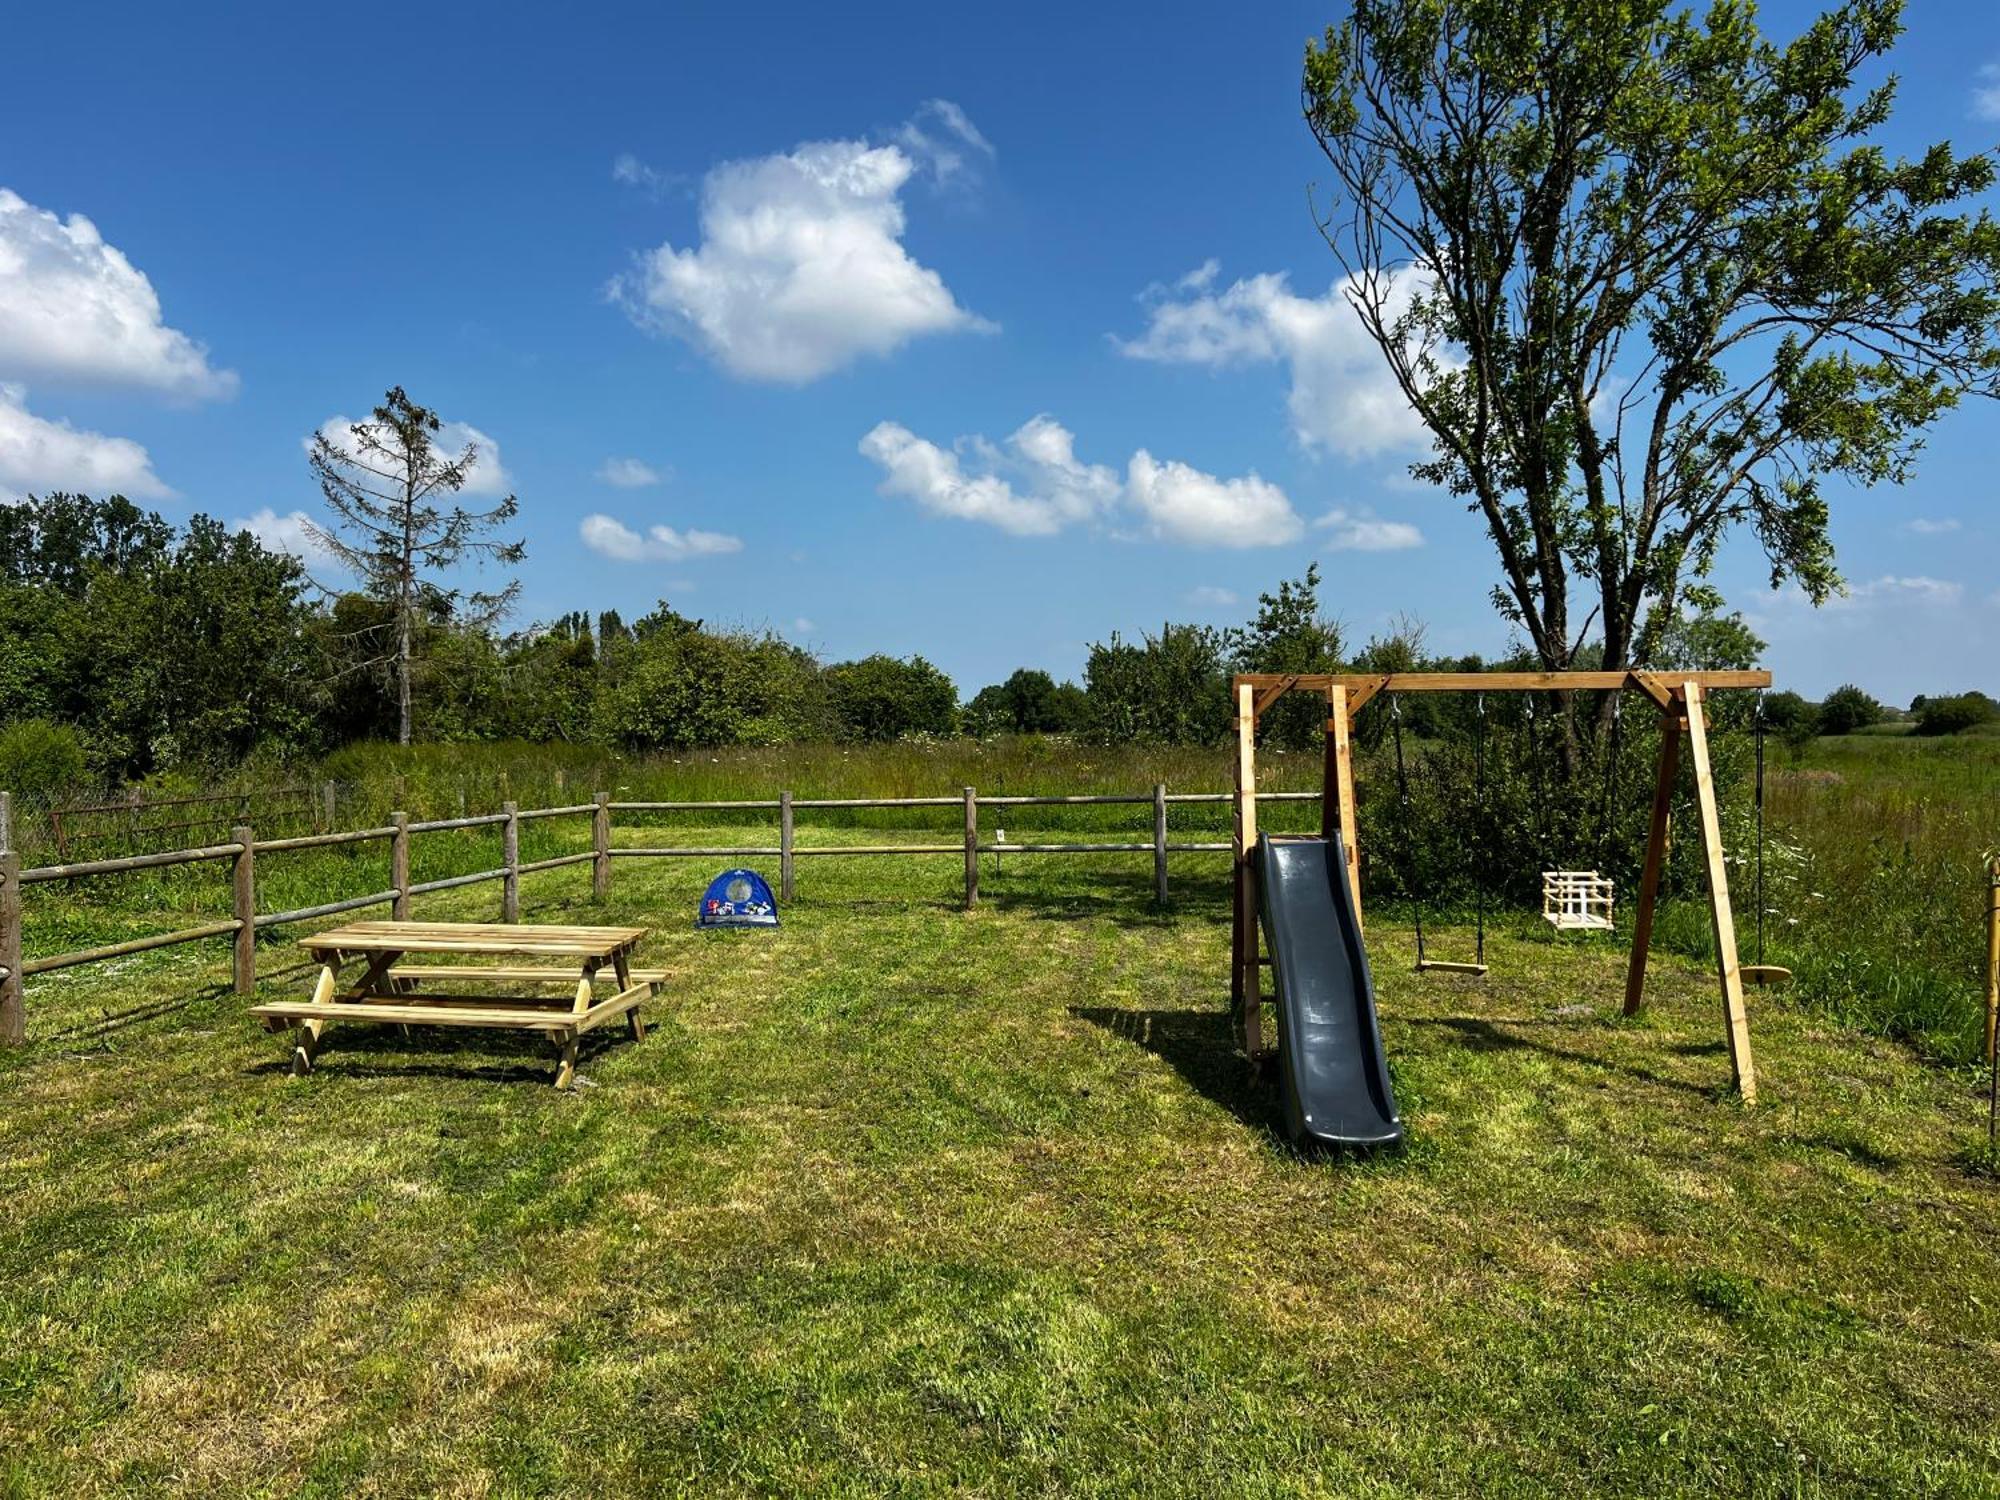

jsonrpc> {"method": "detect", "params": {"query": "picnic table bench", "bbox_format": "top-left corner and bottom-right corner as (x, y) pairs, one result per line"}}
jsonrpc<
(250, 920), (660, 1087)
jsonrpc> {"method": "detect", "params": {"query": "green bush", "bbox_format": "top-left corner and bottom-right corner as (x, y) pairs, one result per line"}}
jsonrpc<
(1817, 684), (1882, 736)
(1912, 692), (1998, 737)
(825, 655), (958, 741)
(0, 718), (90, 802)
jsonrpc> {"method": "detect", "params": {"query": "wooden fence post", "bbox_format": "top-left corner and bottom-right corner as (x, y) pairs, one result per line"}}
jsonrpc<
(963, 786), (978, 909)
(321, 780), (336, 833)
(0, 849), (22, 1046)
(391, 812), (411, 919)
(1153, 783), (1169, 905)
(502, 801), (521, 922)
(780, 790), (795, 903)
(593, 793), (611, 901)
(0, 789), (12, 854)
(232, 824), (255, 996)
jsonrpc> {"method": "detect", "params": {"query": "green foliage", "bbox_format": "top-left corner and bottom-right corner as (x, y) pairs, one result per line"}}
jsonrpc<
(307, 387), (525, 744)
(1911, 691), (1998, 736)
(1304, 0), (2000, 673)
(1230, 565), (1343, 750)
(1818, 683), (1883, 735)
(1082, 624), (1231, 745)
(964, 670), (1086, 736)
(599, 610), (834, 750)
(0, 493), (321, 779)
(822, 654), (957, 742)
(0, 719), (89, 802)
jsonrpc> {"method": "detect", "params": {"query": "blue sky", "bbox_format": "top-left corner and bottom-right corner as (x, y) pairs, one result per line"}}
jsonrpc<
(1, 0), (1995, 703)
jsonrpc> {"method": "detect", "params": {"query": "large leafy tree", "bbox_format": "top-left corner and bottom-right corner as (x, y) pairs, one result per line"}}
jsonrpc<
(1303, 0), (2000, 706)
(307, 387), (524, 744)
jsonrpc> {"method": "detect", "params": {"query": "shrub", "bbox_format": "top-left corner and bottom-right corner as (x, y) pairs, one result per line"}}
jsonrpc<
(0, 718), (90, 802)
(825, 655), (958, 741)
(1816, 684), (1882, 736)
(1912, 692), (1998, 736)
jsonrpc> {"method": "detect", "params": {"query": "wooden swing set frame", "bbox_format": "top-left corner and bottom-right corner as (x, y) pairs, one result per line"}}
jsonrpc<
(1230, 669), (1772, 1103)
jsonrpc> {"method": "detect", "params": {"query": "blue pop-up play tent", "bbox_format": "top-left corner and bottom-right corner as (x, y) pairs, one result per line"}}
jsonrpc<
(696, 868), (779, 928)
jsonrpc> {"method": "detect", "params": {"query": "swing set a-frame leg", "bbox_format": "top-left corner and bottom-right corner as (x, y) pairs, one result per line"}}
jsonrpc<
(1621, 685), (1756, 1104)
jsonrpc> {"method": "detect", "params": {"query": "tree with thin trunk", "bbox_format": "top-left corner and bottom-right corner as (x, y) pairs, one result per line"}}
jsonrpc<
(306, 387), (525, 744)
(1303, 0), (2000, 725)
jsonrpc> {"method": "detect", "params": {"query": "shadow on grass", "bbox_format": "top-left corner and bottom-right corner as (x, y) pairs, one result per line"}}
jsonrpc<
(1405, 1014), (1712, 1096)
(242, 1014), (640, 1088)
(1070, 1003), (1277, 1134)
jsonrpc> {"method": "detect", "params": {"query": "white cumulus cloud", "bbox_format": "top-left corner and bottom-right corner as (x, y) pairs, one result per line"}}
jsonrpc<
(1903, 517), (1961, 535)
(1844, 575), (1963, 607)
(1187, 585), (1239, 608)
(1975, 62), (2000, 121)
(859, 416), (1118, 537)
(1124, 451), (1302, 548)
(610, 115), (993, 383)
(1117, 262), (1438, 459)
(597, 456), (663, 488)
(0, 188), (236, 401)
(230, 506), (335, 564)
(579, 513), (743, 563)
(309, 414), (511, 498)
(860, 413), (1304, 548)
(1315, 506), (1424, 551)
(0, 384), (172, 500)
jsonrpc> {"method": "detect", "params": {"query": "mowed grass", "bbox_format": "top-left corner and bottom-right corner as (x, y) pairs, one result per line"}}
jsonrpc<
(2, 832), (1999, 1496)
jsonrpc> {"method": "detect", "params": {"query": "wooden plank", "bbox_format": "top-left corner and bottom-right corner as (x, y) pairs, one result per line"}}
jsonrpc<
(386, 965), (665, 985)
(1623, 709), (1681, 1017)
(390, 812), (410, 920)
(1232, 670), (1771, 694)
(502, 801), (520, 923)
(963, 786), (978, 910)
(1252, 675), (1299, 719)
(1329, 684), (1362, 930)
(1418, 960), (1489, 975)
(253, 1000), (586, 1030)
(1629, 673), (1676, 713)
(1235, 681), (1262, 1060)
(779, 790), (795, 903)
(0, 852), (23, 1046)
(573, 983), (651, 1034)
(1344, 675), (1392, 715)
(291, 961), (337, 1074)
(1685, 681), (1757, 1103)
(232, 823), (255, 996)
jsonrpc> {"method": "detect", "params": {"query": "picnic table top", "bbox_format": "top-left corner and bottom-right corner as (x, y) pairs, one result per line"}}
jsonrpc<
(302, 920), (649, 959)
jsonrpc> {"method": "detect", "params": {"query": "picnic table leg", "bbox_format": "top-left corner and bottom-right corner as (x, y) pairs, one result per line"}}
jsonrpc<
(555, 1031), (579, 1090)
(292, 957), (339, 1076)
(612, 952), (647, 1041)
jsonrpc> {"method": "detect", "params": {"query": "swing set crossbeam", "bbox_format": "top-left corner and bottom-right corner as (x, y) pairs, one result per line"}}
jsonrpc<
(1229, 670), (1770, 1103)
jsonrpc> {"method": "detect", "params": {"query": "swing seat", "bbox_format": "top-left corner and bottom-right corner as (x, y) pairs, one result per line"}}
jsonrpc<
(1418, 958), (1489, 976)
(1543, 870), (1615, 932)
(1741, 964), (1792, 987)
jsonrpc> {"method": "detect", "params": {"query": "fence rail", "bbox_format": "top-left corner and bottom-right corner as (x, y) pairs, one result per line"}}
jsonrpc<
(0, 782), (1323, 1044)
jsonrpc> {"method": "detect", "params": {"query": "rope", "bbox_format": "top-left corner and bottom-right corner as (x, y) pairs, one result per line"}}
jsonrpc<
(1754, 690), (1767, 968)
(1523, 695), (1553, 867)
(1389, 695), (1426, 965)
(1473, 694), (1487, 965)
(1597, 693), (1624, 867)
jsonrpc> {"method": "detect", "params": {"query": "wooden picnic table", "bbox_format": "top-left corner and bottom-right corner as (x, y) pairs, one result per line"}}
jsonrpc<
(250, 920), (661, 1087)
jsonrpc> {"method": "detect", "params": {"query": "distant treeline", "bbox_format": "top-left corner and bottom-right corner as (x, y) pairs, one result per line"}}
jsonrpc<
(0, 492), (1989, 803)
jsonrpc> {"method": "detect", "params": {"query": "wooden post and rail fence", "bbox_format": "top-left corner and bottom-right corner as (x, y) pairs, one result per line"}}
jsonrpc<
(0, 783), (1316, 1045)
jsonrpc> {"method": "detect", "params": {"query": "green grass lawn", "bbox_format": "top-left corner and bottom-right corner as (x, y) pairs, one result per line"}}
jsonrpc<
(3, 834), (1998, 1496)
